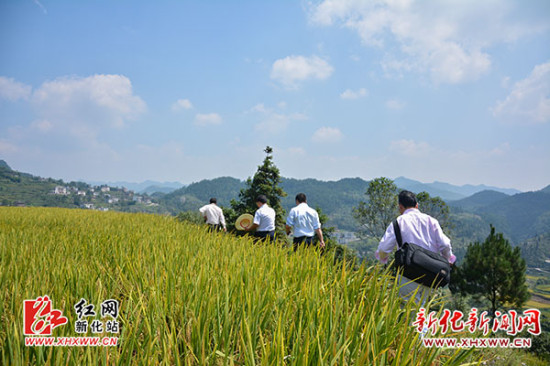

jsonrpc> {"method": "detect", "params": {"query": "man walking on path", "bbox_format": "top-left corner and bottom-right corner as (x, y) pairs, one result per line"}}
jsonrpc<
(285, 193), (325, 251)
(376, 190), (456, 305)
(199, 198), (226, 232)
(246, 195), (276, 242)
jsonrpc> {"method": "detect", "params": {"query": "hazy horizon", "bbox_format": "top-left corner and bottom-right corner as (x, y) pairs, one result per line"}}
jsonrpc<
(3, 158), (531, 193)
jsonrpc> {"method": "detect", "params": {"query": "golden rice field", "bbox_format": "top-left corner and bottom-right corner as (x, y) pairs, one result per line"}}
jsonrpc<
(0, 207), (479, 365)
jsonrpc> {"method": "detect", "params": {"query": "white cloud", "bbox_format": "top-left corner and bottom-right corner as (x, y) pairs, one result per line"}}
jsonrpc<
(250, 103), (308, 134)
(312, 127), (343, 143)
(492, 61), (550, 124)
(0, 76), (32, 101)
(309, 0), (546, 84)
(194, 113), (222, 126)
(0, 74), (147, 163)
(340, 88), (368, 100)
(270, 55), (334, 88)
(32, 74), (146, 131)
(386, 99), (406, 110)
(255, 114), (290, 134)
(489, 142), (510, 156)
(287, 147), (306, 156)
(172, 98), (193, 111)
(250, 103), (268, 113)
(389, 139), (431, 156)
(0, 139), (18, 154)
(30, 119), (53, 132)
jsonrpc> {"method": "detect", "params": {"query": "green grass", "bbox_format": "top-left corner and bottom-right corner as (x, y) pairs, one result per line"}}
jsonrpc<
(1, 207), (482, 365)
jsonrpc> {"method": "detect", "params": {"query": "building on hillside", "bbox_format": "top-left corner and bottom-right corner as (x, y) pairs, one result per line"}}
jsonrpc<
(54, 186), (68, 195)
(101, 186), (110, 193)
(77, 191), (86, 196)
(334, 231), (359, 245)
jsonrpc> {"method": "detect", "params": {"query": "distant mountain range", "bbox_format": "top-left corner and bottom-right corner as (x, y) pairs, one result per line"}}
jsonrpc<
(88, 175), (525, 200)
(393, 177), (522, 200)
(86, 180), (184, 194)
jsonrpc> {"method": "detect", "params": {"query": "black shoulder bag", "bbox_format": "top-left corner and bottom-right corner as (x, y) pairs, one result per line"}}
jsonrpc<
(393, 220), (451, 288)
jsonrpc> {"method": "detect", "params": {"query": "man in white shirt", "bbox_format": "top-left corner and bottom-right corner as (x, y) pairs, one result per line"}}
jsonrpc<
(285, 193), (325, 251)
(376, 190), (456, 305)
(246, 195), (276, 241)
(199, 198), (226, 232)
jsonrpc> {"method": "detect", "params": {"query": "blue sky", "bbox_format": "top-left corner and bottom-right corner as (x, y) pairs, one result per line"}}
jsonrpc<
(1, 0), (549, 191)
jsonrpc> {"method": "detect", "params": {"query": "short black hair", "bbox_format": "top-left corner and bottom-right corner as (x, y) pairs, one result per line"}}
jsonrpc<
(210, 198), (217, 204)
(398, 190), (417, 209)
(295, 193), (307, 203)
(256, 195), (268, 204)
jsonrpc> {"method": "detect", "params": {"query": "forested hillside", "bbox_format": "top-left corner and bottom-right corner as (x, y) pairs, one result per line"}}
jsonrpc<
(0, 160), (76, 207)
(0, 160), (158, 213)
(451, 190), (510, 210)
(520, 233), (550, 271)
(450, 191), (550, 244)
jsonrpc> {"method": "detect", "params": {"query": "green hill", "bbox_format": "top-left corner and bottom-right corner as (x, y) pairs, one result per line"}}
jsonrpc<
(451, 190), (510, 210)
(0, 162), (160, 213)
(520, 233), (550, 271)
(0, 160), (11, 170)
(159, 177), (244, 213)
(540, 184), (550, 194)
(0, 160), (69, 207)
(478, 191), (550, 243)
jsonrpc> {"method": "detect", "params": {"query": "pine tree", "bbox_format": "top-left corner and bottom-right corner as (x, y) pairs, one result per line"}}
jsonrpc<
(230, 146), (287, 238)
(450, 226), (530, 316)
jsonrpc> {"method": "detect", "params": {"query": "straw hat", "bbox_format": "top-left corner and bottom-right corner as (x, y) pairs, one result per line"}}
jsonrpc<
(235, 213), (254, 230)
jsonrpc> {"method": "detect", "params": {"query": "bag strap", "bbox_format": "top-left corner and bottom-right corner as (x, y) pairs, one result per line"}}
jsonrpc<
(393, 219), (403, 249)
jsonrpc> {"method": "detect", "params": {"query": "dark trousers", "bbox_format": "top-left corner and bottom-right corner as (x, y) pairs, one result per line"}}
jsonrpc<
(207, 224), (221, 232)
(254, 230), (275, 242)
(293, 236), (313, 252)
